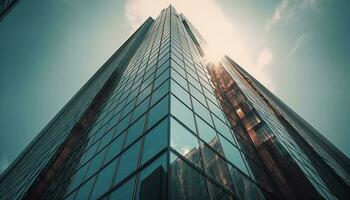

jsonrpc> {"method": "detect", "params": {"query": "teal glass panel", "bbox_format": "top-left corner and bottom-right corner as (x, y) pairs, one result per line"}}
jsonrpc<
(114, 140), (141, 184)
(135, 152), (168, 200)
(141, 118), (168, 164)
(148, 95), (169, 128)
(170, 95), (195, 132)
(170, 117), (202, 168)
(170, 151), (209, 200)
(109, 177), (136, 200)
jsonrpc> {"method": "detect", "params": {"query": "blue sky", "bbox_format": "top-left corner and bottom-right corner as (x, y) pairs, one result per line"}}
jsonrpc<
(0, 0), (349, 173)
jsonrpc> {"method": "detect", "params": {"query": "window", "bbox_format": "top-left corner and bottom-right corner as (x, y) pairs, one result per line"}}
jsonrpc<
(151, 80), (169, 106)
(74, 178), (94, 200)
(104, 132), (126, 163)
(132, 97), (150, 122)
(154, 67), (170, 89)
(196, 115), (222, 154)
(89, 160), (117, 199)
(170, 68), (188, 90)
(80, 142), (99, 166)
(192, 98), (213, 126)
(137, 84), (152, 105)
(114, 140), (141, 184)
(141, 118), (168, 164)
(170, 117), (202, 168)
(98, 131), (114, 151)
(124, 115), (146, 147)
(148, 95), (169, 128)
(116, 113), (132, 135)
(171, 79), (191, 106)
(109, 177), (136, 200)
(170, 95), (195, 132)
(170, 152), (209, 200)
(85, 148), (108, 180)
(201, 142), (234, 192)
(207, 179), (234, 200)
(189, 84), (206, 105)
(171, 59), (186, 77)
(66, 163), (89, 194)
(212, 115), (233, 143)
(218, 135), (249, 175)
(135, 152), (168, 200)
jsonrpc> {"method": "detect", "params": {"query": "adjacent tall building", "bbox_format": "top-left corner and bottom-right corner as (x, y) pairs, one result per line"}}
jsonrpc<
(0, 6), (349, 200)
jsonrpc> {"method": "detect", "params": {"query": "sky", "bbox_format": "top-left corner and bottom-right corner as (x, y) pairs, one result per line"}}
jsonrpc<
(0, 0), (349, 174)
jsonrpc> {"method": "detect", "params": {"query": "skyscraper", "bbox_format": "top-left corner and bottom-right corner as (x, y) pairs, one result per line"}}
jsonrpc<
(0, 0), (20, 21)
(0, 5), (349, 200)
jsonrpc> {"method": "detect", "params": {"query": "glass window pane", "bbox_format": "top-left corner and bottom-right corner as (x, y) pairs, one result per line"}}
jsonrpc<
(171, 79), (191, 105)
(201, 142), (234, 192)
(170, 68), (188, 91)
(90, 160), (117, 199)
(147, 95), (169, 128)
(132, 97), (150, 122)
(74, 178), (94, 200)
(109, 176), (136, 200)
(98, 131), (114, 151)
(189, 84), (206, 105)
(136, 152), (168, 200)
(170, 151), (209, 200)
(125, 115), (145, 147)
(212, 115), (233, 142)
(66, 163), (89, 194)
(218, 135), (249, 175)
(154, 65), (170, 89)
(227, 164), (264, 200)
(196, 115), (222, 154)
(192, 98), (213, 126)
(85, 148), (108, 180)
(115, 140), (141, 184)
(116, 113), (132, 134)
(105, 131), (126, 163)
(151, 79), (170, 106)
(141, 118), (168, 165)
(207, 179), (234, 200)
(170, 117), (202, 168)
(170, 95), (195, 132)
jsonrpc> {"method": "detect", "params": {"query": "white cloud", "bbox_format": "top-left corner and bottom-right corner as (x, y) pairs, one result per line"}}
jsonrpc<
(288, 33), (312, 57)
(125, 0), (275, 91)
(0, 157), (9, 174)
(265, 0), (289, 31)
(265, 0), (322, 31)
(255, 48), (275, 91)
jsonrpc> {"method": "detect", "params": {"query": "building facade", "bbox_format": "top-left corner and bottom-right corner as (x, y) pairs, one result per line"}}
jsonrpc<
(0, 0), (20, 21)
(0, 6), (349, 200)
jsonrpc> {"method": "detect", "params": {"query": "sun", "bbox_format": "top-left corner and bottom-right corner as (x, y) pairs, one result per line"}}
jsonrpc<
(202, 43), (224, 64)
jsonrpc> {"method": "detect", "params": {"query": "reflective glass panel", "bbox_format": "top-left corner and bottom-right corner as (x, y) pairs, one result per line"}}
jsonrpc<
(124, 115), (145, 147)
(89, 160), (116, 199)
(200, 142), (234, 192)
(109, 176), (136, 200)
(218, 135), (249, 175)
(114, 140), (141, 184)
(207, 179), (234, 200)
(170, 117), (202, 168)
(104, 131), (125, 163)
(74, 178), (94, 200)
(136, 152), (168, 200)
(170, 152), (209, 200)
(141, 118), (168, 164)
(147, 95), (169, 128)
(170, 95), (196, 131)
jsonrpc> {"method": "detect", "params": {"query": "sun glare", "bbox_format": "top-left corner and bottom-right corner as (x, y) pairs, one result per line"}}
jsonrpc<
(202, 44), (224, 64)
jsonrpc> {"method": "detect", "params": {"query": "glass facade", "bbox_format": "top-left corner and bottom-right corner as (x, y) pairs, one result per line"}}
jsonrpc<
(0, 5), (349, 200)
(0, 0), (19, 21)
